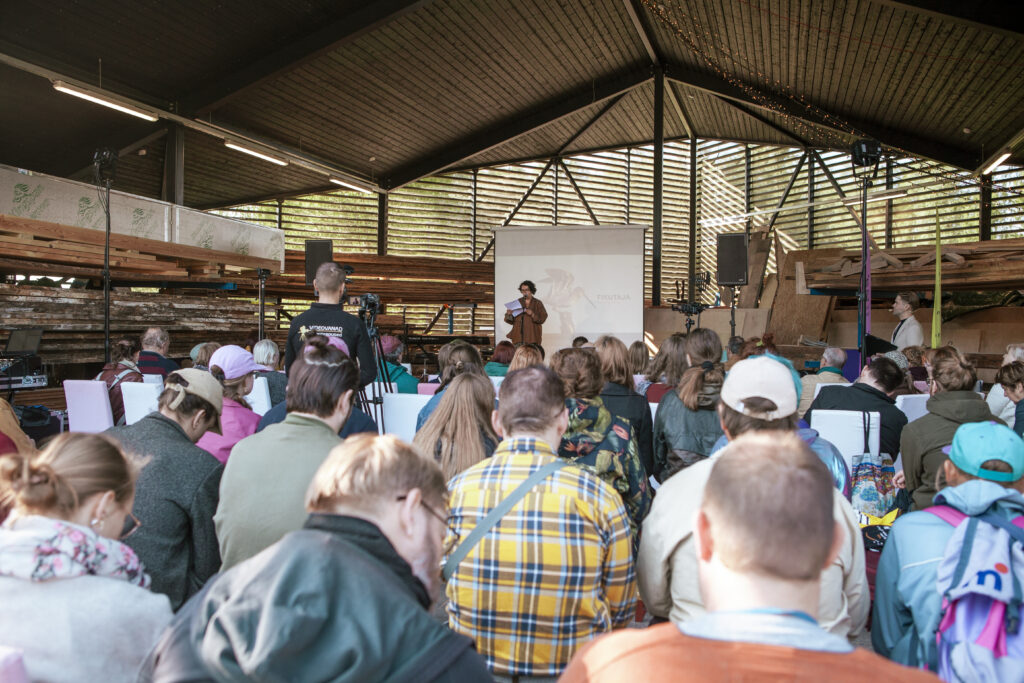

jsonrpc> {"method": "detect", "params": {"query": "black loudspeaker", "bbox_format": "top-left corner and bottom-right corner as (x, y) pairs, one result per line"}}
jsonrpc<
(716, 233), (748, 286)
(304, 239), (333, 286)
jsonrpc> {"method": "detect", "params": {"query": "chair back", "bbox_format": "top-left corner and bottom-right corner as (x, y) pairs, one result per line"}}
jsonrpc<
(380, 393), (432, 442)
(649, 402), (658, 423)
(245, 376), (272, 416)
(813, 381), (852, 400)
(810, 409), (882, 472)
(121, 382), (163, 425)
(490, 376), (504, 390)
(0, 646), (29, 683)
(417, 383), (442, 395)
(141, 374), (164, 385)
(895, 394), (929, 423)
(63, 380), (115, 433)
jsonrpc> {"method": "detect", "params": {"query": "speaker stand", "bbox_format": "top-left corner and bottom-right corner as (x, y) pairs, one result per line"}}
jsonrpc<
(729, 286), (739, 339)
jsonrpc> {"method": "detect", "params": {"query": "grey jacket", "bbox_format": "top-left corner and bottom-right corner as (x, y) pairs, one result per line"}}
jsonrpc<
(106, 412), (223, 610)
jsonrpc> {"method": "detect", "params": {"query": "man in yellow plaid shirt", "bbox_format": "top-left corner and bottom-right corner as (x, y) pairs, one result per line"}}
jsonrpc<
(445, 365), (637, 681)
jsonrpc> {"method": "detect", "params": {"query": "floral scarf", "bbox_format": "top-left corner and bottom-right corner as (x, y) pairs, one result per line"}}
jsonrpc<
(0, 514), (150, 588)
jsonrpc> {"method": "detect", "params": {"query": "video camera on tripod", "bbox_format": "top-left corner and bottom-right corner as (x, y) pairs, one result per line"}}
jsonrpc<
(670, 272), (711, 332)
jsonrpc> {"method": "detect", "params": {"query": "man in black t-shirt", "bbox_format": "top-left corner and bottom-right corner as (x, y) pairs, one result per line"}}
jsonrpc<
(283, 261), (375, 387)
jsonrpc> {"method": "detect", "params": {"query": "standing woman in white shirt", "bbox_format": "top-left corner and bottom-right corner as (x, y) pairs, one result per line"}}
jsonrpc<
(0, 433), (172, 683)
(890, 291), (925, 350)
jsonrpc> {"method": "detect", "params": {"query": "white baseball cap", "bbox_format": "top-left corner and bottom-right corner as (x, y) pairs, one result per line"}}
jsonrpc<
(720, 356), (798, 420)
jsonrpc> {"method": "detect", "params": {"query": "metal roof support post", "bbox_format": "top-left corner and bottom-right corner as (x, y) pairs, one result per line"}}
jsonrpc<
(885, 158), (894, 248)
(744, 145), (752, 237)
(377, 192), (388, 256)
(471, 169), (478, 258)
(476, 159), (555, 261)
(688, 137), (697, 304)
(560, 160), (599, 224)
(808, 153), (816, 250)
(980, 175), (992, 241)
(553, 161), (559, 223)
(765, 152), (807, 233)
(653, 68), (665, 307)
(161, 124), (185, 205)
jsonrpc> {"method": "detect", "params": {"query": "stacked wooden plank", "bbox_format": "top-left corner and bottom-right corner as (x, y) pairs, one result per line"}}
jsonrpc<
(803, 238), (1024, 291)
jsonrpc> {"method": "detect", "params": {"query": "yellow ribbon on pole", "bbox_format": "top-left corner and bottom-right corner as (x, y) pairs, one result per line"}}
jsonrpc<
(932, 208), (942, 347)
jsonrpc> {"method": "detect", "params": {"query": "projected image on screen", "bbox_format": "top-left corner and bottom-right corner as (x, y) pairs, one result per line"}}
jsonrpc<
(494, 225), (645, 353)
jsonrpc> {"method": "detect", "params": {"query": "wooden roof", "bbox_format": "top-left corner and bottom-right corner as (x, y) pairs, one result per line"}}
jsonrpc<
(1, 0), (1021, 208)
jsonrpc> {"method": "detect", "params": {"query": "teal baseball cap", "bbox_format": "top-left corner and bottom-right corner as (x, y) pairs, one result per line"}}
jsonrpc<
(943, 421), (1024, 483)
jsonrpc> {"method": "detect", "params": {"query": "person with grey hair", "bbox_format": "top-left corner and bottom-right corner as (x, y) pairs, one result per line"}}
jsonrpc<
(150, 435), (491, 682)
(253, 338), (288, 406)
(797, 346), (847, 416)
(137, 327), (179, 377)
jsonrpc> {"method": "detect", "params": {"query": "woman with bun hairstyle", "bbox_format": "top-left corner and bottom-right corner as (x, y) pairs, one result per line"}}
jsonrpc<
(0, 433), (172, 682)
(652, 328), (726, 481)
(94, 338), (144, 425)
(196, 345), (262, 464)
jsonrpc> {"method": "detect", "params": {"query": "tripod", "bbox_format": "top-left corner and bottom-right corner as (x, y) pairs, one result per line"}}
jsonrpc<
(728, 286), (740, 339)
(357, 300), (391, 432)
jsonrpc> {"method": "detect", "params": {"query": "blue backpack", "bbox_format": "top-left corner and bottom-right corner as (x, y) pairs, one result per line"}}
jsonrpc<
(927, 504), (1024, 682)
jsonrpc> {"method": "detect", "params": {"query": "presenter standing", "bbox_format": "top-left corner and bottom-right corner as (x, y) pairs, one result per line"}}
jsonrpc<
(889, 291), (924, 350)
(504, 280), (548, 345)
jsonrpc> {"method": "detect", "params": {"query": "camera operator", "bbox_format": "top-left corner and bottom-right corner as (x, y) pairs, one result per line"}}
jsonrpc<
(284, 262), (376, 388)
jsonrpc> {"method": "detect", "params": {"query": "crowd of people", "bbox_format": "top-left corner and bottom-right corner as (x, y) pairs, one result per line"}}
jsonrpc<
(1, 273), (1023, 682)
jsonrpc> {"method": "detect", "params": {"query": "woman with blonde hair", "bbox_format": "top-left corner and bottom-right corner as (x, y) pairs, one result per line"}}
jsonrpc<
(416, 342), (486, 430)
(414, 374), (499, 480)
(986, 342), (1024, 428)
(652, 328), (725, 481)
(508, 343), (543, 371)
(643, 333), (688, 399)
(900, 348), (1003, 509)
(0, 433), (172, 682)
(595, 335), (654, 477)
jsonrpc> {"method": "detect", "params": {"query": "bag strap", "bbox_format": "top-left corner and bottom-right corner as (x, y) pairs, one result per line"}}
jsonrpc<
(926, 505), (968, 527)
(442, 458), (568, 582)
(977, 511), (1024, 546)
(862, 411), (870, 454)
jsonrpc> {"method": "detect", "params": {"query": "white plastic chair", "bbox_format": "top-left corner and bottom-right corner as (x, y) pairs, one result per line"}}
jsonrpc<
(121, 382), (163, 425)
(142, 374), (164, 385)
(813, 382), (852, 400)
(245, 376), (272, 416)
(63, 380), (115, 433)
(810, 409), (882, 473)
(649, 402), (658, 422)
(895, 394), (929, 423)
(490, 376), (504, 390)
(380, 393), (432, 442)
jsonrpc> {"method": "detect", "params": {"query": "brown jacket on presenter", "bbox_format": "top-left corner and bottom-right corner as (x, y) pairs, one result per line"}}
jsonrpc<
(504, 297), (547, 345)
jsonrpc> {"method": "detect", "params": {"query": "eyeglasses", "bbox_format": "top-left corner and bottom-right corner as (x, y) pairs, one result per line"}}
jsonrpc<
(120, 512), (142, 540)
(397, 494), (457, 555)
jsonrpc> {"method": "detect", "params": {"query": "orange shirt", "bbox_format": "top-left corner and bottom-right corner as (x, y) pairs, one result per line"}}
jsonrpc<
(560, 623), (936, 682)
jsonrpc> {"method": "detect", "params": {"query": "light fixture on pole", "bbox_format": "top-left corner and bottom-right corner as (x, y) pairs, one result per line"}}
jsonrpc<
(52, 81), (158, 122)
(981, 150), (1011, 176)
(850, 139), (882, 363)
(223, 141), (288, 166)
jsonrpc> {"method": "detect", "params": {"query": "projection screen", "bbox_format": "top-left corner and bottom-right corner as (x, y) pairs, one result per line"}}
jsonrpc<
(494, 225), (646, 353)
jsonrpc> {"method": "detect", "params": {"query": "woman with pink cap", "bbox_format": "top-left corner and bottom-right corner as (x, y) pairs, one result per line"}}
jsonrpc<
(196, 345), (262, 464)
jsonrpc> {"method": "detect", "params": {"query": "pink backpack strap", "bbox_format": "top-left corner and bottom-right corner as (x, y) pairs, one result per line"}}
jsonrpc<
(925, 505), (968, 526)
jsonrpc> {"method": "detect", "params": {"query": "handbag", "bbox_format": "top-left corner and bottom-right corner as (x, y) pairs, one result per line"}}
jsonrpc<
(850, 411), (897, 518)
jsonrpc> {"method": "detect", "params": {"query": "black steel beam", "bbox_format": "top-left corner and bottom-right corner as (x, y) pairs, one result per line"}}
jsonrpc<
(884, 157), (894, 248)
(476, 159), (556, 262)
(377, 193), (388, 256)
(665, 68), (978, 170)
(560, 160), (600, 224)
(653, 68), (664, 306)
(766, 152), (807, 233)
(715, 97), (809, 147)
(871, 1), (1024, 40)
(161, 124), (185, 205)
(181, 0), (432, 114)
(688, 138), (697, 304)
(980, 175), (992, 241)
(807, 153), (815, 250)
(386, 66), (653, 189)
(744, 144), (752, 236)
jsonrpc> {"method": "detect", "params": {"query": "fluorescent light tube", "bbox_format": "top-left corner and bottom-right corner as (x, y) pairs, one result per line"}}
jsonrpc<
(52, 81), (158, 122)
(981, 151), (1012, 176)
(224, 141), (288, 166)
(329, 177), (374, 194)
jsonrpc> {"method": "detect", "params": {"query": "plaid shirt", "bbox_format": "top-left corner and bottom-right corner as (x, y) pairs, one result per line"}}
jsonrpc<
(445, 437), (637, 677)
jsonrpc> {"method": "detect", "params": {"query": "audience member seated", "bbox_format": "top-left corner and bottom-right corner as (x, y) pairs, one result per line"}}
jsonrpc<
(873, 422), (1024, 671)
(596, 335), (654, 478)
(413, 374), (498, 480)
(190, 341), (220, 373)
(638, 356), (867, 637)
(804, 356), (909, 457)
(572, 335), (590, 348)
(196, 345), (261, 465)
(734, 332), (778, 361)
(902, 344), (928, 389)
(445, 366), (636, 680)
(507, 343), (543, 372)
(151, 435), (491, 681)
(416, 341), (486, 430)
(643, 333), (688, 398)
(653, 328), (725, 481)
(0, 397), (37, 457)
(484, 340), (515, 377)
(552, 347), (652, 540)
(881, 350), (915, 396)
(564, 433), (933, 683)
(988, 343), (1024, 428)
(377, 334), (421, 393)
(901, 349), (1002, 510)
(252, 338), (287, 406)
(798, 346), (847, 416)
(627, 339), (651, 395)
(996, 360), (1024, 437)
(106, 369), (223, 610)
(0, 434), (172, 682)
(136, 327), (180, 377)
(94, 338), (143, 425)
(215, 338), (359, 571)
